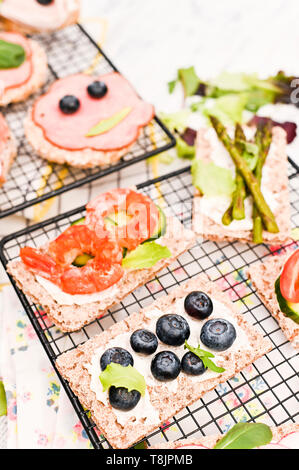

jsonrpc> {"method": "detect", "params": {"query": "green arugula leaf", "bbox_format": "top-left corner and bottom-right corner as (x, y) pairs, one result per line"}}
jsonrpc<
(99, 363), (146, 396)
(0, 39), (26, 69)
(191, 159), (235, 197)
(184, 341), (225, 373)
(86, 107), (132, 137)
(177, 66), (200, 96)
(122, 241), (171, 269)
(214, 422), (273, 449)
(0, 381), (7, 417)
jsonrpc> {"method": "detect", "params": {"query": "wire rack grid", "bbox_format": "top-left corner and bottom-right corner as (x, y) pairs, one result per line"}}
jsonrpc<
(0, 24), (175, 219)
(0, 162), (298, 449)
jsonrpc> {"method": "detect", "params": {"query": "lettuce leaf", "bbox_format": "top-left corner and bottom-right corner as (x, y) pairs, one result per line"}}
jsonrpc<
(176, 135), (195, 159)
(99, 363), (146, 396)
(191, 159), (235, 197)
(205, 93), (248, 126)
(159, 109), (191, 134)
(122, 241), (171, 269)
(178, 66), (200, 96)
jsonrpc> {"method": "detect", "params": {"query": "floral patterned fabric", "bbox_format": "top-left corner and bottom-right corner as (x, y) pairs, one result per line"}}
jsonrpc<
(0, 286), (92, 449)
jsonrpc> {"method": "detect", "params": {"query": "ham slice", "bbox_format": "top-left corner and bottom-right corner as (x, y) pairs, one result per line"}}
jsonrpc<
(0, 32), (32, 92)
(0, 113), (10, 179)
(32, 73), (155, 151)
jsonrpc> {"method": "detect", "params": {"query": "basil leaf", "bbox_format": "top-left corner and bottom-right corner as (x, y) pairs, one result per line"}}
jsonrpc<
(99, 363), (146, 396)
(191, 159), (236, 197)
(0, 381), (7, 417)
(0, 39), (26, 69)
(122, 241), (171, 269)
(214, 422), (273, 449)
(184, 340), (225, 374)
(86, 107), (132, 137)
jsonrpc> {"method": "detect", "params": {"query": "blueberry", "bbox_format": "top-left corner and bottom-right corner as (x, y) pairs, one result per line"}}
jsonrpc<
(181, 352), (206, 375)
(36, 0), (53, 4)
(151, 351), (181, 381)
(87, 81), (108, 99)
(130, 329), (158, 355)
(156, 314), (190, 346)
(59, 95), (80, 114)
(100, 347), (133, 371)
(200, 318), (236, 351)
(109, 386), (141, 410)
(184, 291), (213, 320)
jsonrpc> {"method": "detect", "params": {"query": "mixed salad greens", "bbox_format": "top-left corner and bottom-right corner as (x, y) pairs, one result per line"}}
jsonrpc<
(160, 67), (299, 243)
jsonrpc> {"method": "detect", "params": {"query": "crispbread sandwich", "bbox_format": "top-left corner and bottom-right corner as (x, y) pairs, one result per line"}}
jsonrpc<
(56, 274), (272, 449)
(151, 422), (299, 449)
(248, 249), (299, 350)
(0, 113), (17, 186)
(7, 187), (196, 332)
(0, 31), (47, 106)
(0, 0), (80, 35)
(192, 124), (291, 245)
(25, 72), (155, 168)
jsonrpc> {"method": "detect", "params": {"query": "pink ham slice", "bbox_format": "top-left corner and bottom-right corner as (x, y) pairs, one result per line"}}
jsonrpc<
(32, 73), (155, 151)
(0, 32), (32, 91)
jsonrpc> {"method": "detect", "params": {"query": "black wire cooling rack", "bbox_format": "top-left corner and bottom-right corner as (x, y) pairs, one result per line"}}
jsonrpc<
(0, 163), (298, 449)
(0, 24), (175, 219)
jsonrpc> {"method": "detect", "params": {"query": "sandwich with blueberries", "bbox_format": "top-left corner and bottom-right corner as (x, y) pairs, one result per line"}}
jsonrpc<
(56, 274), (272, 448)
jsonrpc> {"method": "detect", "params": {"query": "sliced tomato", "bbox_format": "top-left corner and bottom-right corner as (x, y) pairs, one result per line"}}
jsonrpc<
(85, 188), (160, 251)
(280, 250), (299, 302)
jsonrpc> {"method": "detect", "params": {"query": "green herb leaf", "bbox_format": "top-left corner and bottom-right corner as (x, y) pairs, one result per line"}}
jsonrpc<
(176, 136), (195, 159)
(168, 79), (178, 94)
(177, 66), (200, 96)
(214, 422), (273, 449)
(99, 363), (146, 396)
(191, 159), (235, 197)
(205, 93), (248, 126)
(86, 107), (132, 137)
(0, 39), (26, 69)
(184, 341), (225, 374)
(0, 381), (7, 417)
(122, 241), (171, 269)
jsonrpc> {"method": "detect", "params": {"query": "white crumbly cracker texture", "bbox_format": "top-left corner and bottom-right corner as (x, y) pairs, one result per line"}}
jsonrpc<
(151, 423), (299, 448)
(24, 112), (142, 168)
(248, 252), (299, 350)
(0, 39), (48, 106)
(0, 0), (80, 34)
(56, 274), (272, 449)
(0, 131), (17, 186)
(7, 216), (196, 332)
(192, 126), (291, 245)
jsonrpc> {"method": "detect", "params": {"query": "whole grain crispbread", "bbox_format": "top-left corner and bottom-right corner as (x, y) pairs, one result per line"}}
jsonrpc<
(0, 130), (17, 187)
(56, 274), (272, 449)
(151, 422), (299, 449)
(248, 251), (299, 350)
(0, 39), (47, 106)
(7, 216), (196, 332)
(192, 126), (291, 245)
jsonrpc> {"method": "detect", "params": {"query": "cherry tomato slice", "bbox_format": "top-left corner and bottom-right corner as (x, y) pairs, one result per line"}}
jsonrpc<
(85, 188), (160, 251)
(280, 250), (299, 302)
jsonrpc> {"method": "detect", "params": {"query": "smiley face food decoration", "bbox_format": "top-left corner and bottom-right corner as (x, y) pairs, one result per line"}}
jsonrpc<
(0, 0), (80, 34)
(0, 32), (47, 106)
(24, 73), (155, 168)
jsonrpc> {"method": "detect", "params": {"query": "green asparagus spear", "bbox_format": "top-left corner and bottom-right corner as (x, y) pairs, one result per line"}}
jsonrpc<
(232, 124), (247, 220)
(222, 203), (233, 225)
(210, 116), (278, 234)
(252, 122), (272, 243)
